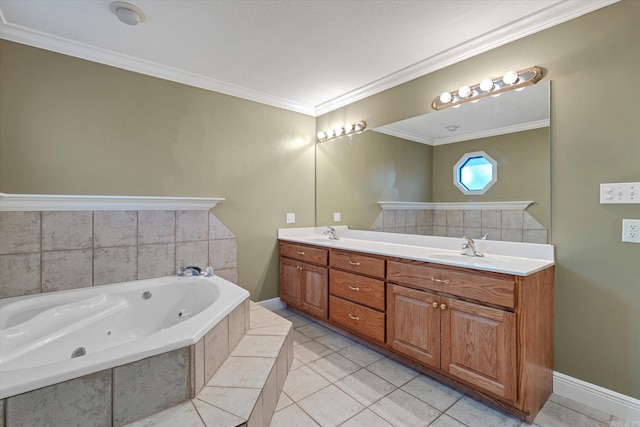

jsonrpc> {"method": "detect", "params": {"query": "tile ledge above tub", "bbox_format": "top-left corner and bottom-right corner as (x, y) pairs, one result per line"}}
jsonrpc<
(378, 200), (534, 210)
(0, 193), (224, 211)
(278, 227), (554, 276)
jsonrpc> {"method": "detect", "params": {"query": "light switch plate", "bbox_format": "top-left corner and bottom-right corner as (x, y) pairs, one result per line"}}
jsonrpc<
(600, 182), (639, 204)
(286, 213), (295, 224)
(333, 212), (341, 222)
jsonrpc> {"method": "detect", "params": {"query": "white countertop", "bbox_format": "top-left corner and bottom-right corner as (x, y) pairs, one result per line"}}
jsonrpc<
(278, 227), (554, 277)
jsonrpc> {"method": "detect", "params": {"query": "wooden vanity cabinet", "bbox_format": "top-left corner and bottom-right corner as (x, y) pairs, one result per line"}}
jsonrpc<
(279, 243), (329, 319)
(279, 241), (553, 423)
(328, 250), (386, 344)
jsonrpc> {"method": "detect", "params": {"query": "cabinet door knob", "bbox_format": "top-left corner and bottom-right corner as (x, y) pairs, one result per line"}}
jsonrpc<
(431, 277), (450, 285)
(348, 313), (360, 321)
(432, 301), (439, 308)
(297, 251), (305, 255)
(440, 303), (447, 310)
(348, 285), (360, 291)
(348, 260), (361, 266)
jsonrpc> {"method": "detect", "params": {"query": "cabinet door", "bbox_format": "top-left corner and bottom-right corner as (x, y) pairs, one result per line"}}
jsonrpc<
(387, 284), (441, 369)
(301, 263), (329, 319)
(279, 258), (302, 307)
(441, 298), (517, 402)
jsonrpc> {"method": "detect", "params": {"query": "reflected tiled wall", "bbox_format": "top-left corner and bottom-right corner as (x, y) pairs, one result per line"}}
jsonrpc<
(371, 209), (548, 244)
(0, 210), (237, 299)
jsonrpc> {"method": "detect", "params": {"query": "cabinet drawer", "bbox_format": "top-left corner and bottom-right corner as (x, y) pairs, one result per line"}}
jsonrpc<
(330, 250), (385, 278)
(387, 260), (515, 308)
(330, 270), (385, 311)
(280, 242), (328, 266)
(330, 296), (385, 343)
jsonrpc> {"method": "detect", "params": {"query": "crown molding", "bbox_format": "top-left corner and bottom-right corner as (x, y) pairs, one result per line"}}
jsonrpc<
(378, 201), (534, 211)
(0, 19), (316, 117)
(313, 0), (619, 116)
(0, 1), (618, 117)
(433, 119), (550, 146)
(0, 193), (224, 211)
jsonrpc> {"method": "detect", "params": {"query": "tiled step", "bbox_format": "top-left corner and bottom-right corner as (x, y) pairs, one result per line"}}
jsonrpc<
(125, 302), (293, 427)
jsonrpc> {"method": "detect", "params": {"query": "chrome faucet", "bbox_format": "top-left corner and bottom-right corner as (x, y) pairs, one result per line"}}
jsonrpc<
(461, 236), (484, 257)
(177, 266), (214, 277)
(324, 226), (340, 240)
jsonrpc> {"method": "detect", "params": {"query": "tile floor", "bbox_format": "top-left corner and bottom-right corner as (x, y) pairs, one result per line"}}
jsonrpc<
(270, 307), (625, 427)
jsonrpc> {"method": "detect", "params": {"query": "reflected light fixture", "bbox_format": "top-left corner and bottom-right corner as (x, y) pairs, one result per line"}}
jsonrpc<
(317, 120), (367, 143)
(110, 2), (146, 25)
(432, 66), (542, 111)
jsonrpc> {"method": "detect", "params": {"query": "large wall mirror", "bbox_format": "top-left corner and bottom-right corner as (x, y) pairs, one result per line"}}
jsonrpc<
(315, 81), (550, 243)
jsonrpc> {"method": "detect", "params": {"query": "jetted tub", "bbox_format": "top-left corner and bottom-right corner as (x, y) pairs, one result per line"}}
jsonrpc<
(0, 274), (249, 399)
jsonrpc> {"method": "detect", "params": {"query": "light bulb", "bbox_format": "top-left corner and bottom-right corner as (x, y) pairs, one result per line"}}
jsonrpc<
(335, 127), (344, 136)
(439, 92), (453, 104)
(326, 129), (335, 138)
(344, 123), (354, 133)
(458, 86), (472, 98)
(354, 122), (364, 132)
(317, 131), (326, 140)
(479, 78), (494, 92)
(503, 71), (519, 85)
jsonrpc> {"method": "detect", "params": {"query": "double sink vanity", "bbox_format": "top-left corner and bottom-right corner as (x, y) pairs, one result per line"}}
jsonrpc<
(278, 226), (554, 423)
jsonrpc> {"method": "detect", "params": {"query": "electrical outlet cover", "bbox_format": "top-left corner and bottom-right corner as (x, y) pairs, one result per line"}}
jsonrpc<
(622, 219), (640, 243)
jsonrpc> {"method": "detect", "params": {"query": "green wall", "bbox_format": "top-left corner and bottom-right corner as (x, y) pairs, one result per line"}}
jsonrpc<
(432, 128), (550, 229)
(318, 1), (639, 398)
(316, 131), (432, 229)
(0, 40), (316, 302)
(1, 0), (638, 399)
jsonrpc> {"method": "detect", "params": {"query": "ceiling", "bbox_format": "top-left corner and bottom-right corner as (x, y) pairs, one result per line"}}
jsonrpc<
(0, 0), (616, 116)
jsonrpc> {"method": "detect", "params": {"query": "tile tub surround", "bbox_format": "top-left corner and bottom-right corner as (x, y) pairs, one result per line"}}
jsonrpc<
(0, 297), (271, 427)
(371, 208), (548, 244)
(0, 210), (237, 298)
(124, 302), (294, 427)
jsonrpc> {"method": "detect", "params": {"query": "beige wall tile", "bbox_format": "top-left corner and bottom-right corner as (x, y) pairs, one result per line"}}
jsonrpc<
(94, 246), (137, 286)
(215, 267), (237, 284)
(0, 211), (40, 255)
(262, 366), (278, 426)
(382, 210), (395, 228)
(42, 211), (92, 251)
(6, 370), (111, 427)
(138, 243), (175, 279)
(524, 212), (546, 230)
(524, 229), (548, 244)
(209, 239), (237, 270)
(205, 316), (229, 383)
(395, 210), (407, 227)
(446, 210), (463, 227)
(501, 211), (524, 229)
(0, 253), (41, 298)
(113, 347), (190, 426)
(405, 210), (417, 227)
(94, 211), (137, 248)
(433, 210), (447, 226)
(209, 213), (235, 239)
(176, 210), (208, 242)
(229, 299), (246, 351)
(502, 229), (523, 242)
(462, 227), (481, 240)
(194, 339), (205, 396)
(463, 210), (481, 228)
(446, 226), (463, 238)
(138, 210), (175, 245)
(176, 241), (208, 270)
(481, 210), (501, 229)
(42, 249), (93, 292)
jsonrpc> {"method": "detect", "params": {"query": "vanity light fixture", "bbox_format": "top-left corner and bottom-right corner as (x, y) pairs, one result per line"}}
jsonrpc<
(110, 2), (146, 26)
(317, 120), (367, 142)
(432, 66), (542, 111)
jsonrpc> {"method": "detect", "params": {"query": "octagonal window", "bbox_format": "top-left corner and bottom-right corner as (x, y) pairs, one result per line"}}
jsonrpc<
(453, 151), (497, 195)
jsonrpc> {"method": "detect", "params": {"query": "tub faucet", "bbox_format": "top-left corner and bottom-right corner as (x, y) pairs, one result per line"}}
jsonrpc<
(177, 266), (202, 276)
(461, 236), (484, 257)
(324, 226), (340, 240)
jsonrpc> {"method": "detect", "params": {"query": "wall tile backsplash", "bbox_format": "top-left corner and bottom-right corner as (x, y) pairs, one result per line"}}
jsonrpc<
(371, 208), (548, 244)
(0, 210), (237, 299)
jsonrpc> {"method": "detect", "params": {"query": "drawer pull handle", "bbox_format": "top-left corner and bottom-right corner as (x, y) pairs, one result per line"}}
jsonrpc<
(440, 303), (447, 310)
(432, 301), (439, 308)
(348, 285), (360, 291)
(296, 266), (304, 271)
(348, 313), (360, 321)
(431, 277), (450, 285)
(297, 251), (305, 255)
(348, 260), (361, 266)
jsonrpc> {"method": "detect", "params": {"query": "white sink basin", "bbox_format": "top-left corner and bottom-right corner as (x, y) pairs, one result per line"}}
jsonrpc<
(428, 253), (496, 265)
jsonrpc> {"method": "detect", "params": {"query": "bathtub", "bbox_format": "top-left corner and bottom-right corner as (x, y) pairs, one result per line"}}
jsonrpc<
(0, 274), (249, 399)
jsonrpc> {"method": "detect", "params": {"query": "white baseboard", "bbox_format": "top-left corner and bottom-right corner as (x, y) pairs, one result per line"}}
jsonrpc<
(553, 372), (640, 422)
(256, 297), (286, 312)
(258, 298), (639, 421)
